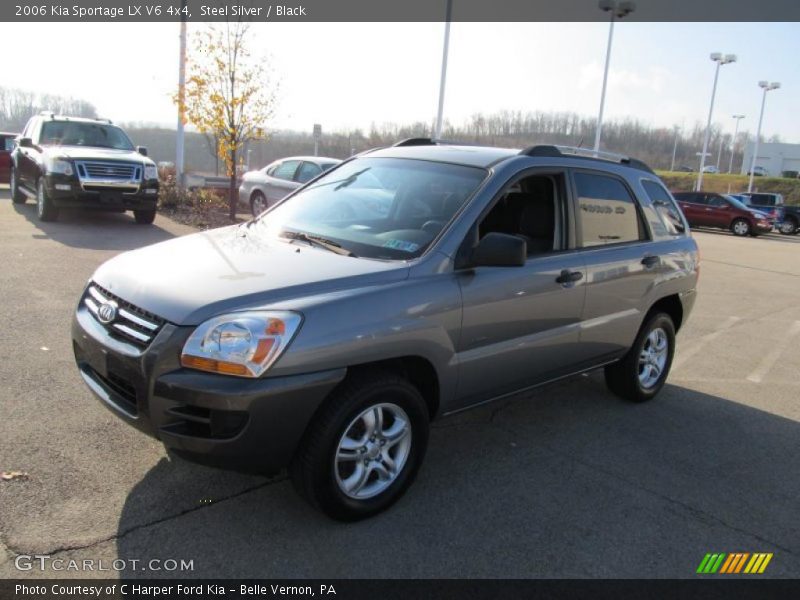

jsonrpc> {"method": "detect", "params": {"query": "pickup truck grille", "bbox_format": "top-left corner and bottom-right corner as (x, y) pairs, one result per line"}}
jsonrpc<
(83, 283), (165, 348)
(76, 161), (140, 180)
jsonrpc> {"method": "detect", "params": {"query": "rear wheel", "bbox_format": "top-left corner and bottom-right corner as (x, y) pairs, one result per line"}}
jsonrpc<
(250, 191), (268, 216)
(36, 178), (59, 222)
(10, 168), (26, 204)
(605, 312), (675, 403)
(731, 218), (750, 237)
(779, 217), (798, 235)
(290, 371), (429, 521)
(133, 209), (156, 225)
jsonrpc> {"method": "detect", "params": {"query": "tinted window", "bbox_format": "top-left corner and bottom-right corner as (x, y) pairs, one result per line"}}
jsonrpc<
(675, 192), (705, 205)
(641, 180), (686, 235)
(320, 162), (337, 171)
(747, 194), (779, 207)
(707, 195), (727, 207)
(575, 172), (643, 247)
(2, 137), (14, 152)
(272, 160), (300, 181)
(39, 121), (134, 150)
(295, 161), (322, 183)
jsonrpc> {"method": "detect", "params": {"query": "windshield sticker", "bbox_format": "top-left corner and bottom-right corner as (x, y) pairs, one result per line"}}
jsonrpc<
(382, 239), (420, 253)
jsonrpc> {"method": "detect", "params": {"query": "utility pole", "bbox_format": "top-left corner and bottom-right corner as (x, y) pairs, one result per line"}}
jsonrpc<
(176, 0), (187, 193)
(728, 114), (745, 173)
(670, 126), (680, 171)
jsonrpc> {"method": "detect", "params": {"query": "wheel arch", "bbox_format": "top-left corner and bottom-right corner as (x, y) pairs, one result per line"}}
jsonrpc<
(646, 294), (684, 333)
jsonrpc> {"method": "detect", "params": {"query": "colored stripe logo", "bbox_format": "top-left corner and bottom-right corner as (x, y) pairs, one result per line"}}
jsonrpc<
(696, 552), (773, 574)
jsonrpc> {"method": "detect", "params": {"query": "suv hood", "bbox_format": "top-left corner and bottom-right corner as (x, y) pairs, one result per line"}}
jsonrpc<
(43, 145), (153, 164)
(92, 225), (409, 325)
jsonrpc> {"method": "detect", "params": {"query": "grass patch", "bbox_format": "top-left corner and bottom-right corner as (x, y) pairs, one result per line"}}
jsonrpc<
(656, 171), (800, 205)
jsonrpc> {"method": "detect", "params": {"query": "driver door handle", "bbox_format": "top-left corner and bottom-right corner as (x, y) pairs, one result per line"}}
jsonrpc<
(556, 269), (583, 284)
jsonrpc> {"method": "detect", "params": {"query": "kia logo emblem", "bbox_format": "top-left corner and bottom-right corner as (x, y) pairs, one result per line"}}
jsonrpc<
(97, 301), (118, 324)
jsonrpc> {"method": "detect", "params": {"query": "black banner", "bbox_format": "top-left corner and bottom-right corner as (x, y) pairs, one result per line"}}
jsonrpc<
(2, 580), (800, 600)
(3, 0), (800, 22)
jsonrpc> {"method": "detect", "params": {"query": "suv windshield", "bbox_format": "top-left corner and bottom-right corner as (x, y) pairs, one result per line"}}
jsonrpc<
(255, 157), (486, 260)
(40, 121), (134, 150)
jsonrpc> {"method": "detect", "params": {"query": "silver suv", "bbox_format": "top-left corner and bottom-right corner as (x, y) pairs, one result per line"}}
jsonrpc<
(72, 140), (698, 520)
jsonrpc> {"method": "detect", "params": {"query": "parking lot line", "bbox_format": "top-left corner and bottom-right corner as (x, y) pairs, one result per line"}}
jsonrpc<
(746, 320), (800, 383)
(673, 316), (740, 370)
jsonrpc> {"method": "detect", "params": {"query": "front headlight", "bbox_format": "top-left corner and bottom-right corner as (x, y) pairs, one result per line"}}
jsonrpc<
(44, 157), (73, 176)
(144, 165), (158, 180)
(181, 311), (302, 378)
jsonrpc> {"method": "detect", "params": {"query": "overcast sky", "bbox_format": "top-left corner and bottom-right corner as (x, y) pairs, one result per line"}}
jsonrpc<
(3, 21), (798, 141)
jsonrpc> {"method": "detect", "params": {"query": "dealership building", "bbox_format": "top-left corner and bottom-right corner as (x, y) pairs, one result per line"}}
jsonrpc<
(741, 142), (800, 176)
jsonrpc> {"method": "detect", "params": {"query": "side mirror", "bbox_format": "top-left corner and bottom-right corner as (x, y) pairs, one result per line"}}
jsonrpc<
(136, 146), (148, 156)
(471, 232), (526, 267)
(19, 137), (32, 148)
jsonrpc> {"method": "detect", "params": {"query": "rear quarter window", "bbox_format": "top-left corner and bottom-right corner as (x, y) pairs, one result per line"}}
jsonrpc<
(642, 180), (686, 235)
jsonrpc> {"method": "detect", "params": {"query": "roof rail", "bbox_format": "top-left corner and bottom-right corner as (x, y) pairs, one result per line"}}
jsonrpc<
(393, 137), (438, 147)
(39, 111), (55, 119)
(519, 144), (654, 174)
(96, 117), (113, 124)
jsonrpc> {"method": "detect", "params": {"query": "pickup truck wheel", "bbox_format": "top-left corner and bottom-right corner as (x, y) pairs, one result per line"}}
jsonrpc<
(250, 191), (268, 216)
(779, 218), (798, 235)
(290, 371), (429, 521)
(36, 178), (59, 222)
(133, 209), (156, 225)
(731, 218), (750, 237)
(10, 169), (26, 204)
(604, 312), (675, 403)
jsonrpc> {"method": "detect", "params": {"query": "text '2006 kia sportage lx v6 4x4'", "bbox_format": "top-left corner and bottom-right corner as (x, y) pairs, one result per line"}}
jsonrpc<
(72, 140), (698, 520)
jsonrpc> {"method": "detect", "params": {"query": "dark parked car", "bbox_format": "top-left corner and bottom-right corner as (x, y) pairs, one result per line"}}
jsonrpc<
(73, 140), (698, 520)
(739, 192), (799, 235)
(0, 132), (17, 184)
(672, 192), (772, 236)
(239, 156), (341, 216)
(10, 113), (159, 223)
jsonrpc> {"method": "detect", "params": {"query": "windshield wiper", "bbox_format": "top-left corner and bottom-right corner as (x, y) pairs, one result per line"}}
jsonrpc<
(280, 230), (356, 257)
(333, 168), (371, 191)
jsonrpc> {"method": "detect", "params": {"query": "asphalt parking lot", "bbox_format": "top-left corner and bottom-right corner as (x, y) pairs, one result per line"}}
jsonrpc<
(1, 185), (799, 579)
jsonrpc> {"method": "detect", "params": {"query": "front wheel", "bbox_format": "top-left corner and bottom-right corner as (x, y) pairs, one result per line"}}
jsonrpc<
(250, 191), (268, 216)
(605, 312), (676, 403)
(36, 178), (59, 222)
(290, 371), (429, 521)
(779, 218), (798, 235)
(10, 168), (26, 204)
(731, 218), (750, 237)
(133, 209), (156, 225)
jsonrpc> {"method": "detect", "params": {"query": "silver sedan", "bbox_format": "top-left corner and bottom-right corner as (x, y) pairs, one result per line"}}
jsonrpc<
(239, 156), (341, 216)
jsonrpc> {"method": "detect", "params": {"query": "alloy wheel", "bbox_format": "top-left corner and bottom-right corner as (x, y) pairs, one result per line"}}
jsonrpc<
(733, 220), (749, 235)
(334, 403), (412, 500)
(638, 327), (668, 389)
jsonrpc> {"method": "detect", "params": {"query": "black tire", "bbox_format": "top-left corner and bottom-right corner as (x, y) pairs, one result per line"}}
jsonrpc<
(778, 217), (798, 235)
(133, 209), (156, 225)
(290, 370), (429, 521)
(36, 178), (59, 222)
(250, 191), (268, 216)
(10, 168), (26, 204)
(730, 218), (750, 237)
(604, 312), (676, 403)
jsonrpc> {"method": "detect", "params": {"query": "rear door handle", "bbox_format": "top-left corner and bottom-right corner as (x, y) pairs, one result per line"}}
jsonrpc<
(556, 269), (583, 284)
(641, 255), (660, 268)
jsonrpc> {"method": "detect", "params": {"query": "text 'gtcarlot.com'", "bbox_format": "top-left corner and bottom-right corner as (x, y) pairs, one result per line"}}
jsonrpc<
(14, 554), (194, 572)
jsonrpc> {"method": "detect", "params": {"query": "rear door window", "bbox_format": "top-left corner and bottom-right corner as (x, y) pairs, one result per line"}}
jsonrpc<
(574, 171), (644, 247)
(272, 160), (301, 181)
(641, 180), (686, 235)
(295, 161), (322, 183)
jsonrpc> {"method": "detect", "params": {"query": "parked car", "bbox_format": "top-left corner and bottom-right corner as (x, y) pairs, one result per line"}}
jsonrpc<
(73, 140), (698, 520)
(672, 191), (772, 236)
(740, 192), (800, 235)
(239, 156), (341, 216)
(747, 166), (769, 177)
(675, 166), (694, 172)
(0, 132), (17, 184)
(10, 113), (159, 223)
(701, 165), (719, 174)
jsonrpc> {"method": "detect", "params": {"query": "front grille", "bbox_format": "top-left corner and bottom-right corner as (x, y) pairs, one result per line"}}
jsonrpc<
(77, 161), (140, 180)
(83, 283), (165, 349)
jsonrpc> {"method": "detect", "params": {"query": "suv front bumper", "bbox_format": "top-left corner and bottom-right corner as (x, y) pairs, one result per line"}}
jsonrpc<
(46, 173), (158, 211)
(71, 302), (345, 473)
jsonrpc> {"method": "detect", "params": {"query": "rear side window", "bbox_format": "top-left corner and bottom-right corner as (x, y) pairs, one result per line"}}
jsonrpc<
(2, 137), (14, 152)
(295, 161), (322, 183)
(575, 172), (643, 247)
(272, 160), (300, 181)
(749, 194), (779, 206)
(642, 180), (686, 235)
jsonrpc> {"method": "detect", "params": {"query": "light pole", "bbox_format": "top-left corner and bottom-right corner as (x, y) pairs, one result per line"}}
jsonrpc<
(434, 0), (453, 140)
(670, 126), (680, 171)
(175, 0), (187, 193)
(728, 114), (745, 174)
(696, 53), (736, 191)
(593, 0), (636, 153)
(748, 81), (780, 192)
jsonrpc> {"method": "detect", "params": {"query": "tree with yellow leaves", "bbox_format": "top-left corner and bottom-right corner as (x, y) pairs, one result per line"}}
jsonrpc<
(177, 22), (278, 220)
